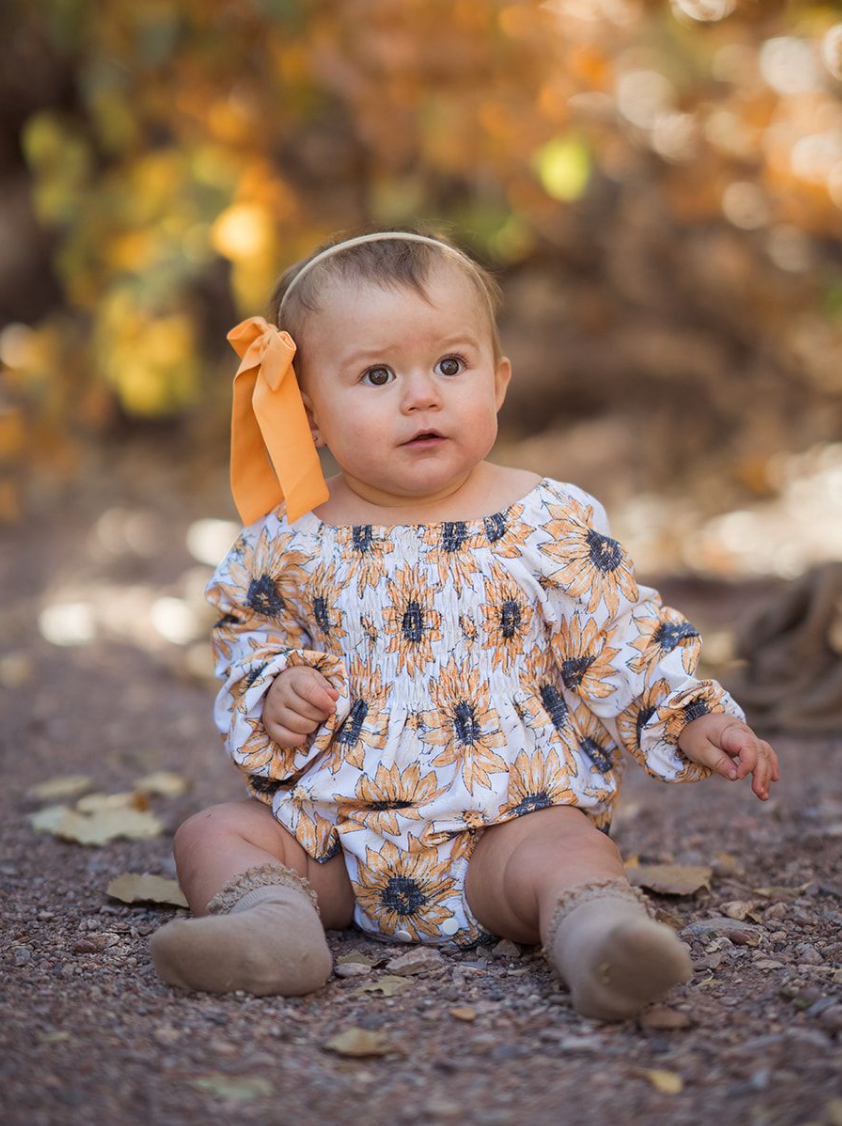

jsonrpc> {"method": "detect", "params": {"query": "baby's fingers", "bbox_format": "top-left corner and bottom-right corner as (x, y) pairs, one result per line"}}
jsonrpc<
(720, 724), (778, 801)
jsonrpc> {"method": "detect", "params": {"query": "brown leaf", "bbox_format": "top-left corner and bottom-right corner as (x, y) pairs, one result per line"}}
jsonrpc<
(188, 1074), (273, 1101)
(754, 882), (813, 899)
(322, 1028), (393, 1058)
(449, 1006), (477, 1022)
(354, 975), (411, 997)
(106, 873), (188, 908)
(76, 791), (149, 813)
(639, 1005), (693, 1030)
(628, 863), (712, 896)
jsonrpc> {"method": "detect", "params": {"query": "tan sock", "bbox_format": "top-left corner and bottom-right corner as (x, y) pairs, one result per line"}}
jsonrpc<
(150, 863), (332, 997)
(543, 877), (692, 1021)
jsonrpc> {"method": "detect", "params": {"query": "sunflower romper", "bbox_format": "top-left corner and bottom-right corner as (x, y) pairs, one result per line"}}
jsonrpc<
(207, 478), (743, 949)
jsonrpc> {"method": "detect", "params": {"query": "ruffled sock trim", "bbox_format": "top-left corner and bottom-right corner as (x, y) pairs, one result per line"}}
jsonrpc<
(206, 862), (320, 916)
(542, 876), (652, 956)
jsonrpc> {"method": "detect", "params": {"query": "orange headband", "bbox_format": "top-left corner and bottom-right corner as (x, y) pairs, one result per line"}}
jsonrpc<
(227, 316), (328, 526)
(228, 233), (468, 525)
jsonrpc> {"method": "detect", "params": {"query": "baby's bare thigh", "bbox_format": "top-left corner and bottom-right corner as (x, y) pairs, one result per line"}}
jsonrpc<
(177, 799), (355, 928)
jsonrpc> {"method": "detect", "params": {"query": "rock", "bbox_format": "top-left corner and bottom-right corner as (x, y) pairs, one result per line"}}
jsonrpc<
(385, 948), (444, 975)
(491, 939), (521, 959)
(794, 943), (824, 965)
(817, 1006), (842, 1035)
(13, 946), (31, 966)
(334, 962), (373, 978)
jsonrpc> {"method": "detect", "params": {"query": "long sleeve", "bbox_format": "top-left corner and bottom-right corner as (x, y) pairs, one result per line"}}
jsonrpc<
(205, 519), (352, 801)
(538, 485), (744, 783)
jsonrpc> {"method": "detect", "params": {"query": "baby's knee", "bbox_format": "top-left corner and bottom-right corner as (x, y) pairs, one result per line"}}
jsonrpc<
(173, 801), (256, 860)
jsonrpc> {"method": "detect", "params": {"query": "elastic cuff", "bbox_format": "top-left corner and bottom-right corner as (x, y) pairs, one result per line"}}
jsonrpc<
(206, 862), (320, 916)
(543, 876), (652, 955)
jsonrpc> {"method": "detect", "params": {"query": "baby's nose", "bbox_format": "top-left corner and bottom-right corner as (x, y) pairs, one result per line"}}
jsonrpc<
(401, 370), (442, 410)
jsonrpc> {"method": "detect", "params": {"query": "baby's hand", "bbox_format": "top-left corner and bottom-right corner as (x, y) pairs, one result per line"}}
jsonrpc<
(263, 666), (339, 747)
(678, 713), (780, 802)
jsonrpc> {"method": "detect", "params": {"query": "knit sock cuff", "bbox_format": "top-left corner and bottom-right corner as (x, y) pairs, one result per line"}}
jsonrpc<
(206, 862), (320, 916)
(543, 877), (652, 955)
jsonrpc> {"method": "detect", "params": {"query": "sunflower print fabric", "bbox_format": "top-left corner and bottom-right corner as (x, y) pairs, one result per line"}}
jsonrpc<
(207, 478), (743, 946)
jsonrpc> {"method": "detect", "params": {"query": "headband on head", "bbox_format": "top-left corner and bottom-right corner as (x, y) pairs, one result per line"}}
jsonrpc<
(228, 232), (463, 526)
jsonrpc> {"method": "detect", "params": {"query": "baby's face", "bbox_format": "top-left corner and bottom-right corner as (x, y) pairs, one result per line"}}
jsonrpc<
(297, 264), (511, 508)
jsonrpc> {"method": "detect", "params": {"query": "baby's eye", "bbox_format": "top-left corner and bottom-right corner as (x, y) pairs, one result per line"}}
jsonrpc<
(363, 366), (394, 386)
(436, 355), (465, 377)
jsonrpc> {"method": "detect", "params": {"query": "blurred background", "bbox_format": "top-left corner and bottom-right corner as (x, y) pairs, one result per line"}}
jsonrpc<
(1, 0), (841, 721)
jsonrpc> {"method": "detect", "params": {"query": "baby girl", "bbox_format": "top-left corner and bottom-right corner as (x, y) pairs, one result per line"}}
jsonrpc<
(150, 229), (779, 1021)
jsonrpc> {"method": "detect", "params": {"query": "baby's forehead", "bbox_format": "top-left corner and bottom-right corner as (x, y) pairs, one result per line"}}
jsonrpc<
(315, 261), (487, 324)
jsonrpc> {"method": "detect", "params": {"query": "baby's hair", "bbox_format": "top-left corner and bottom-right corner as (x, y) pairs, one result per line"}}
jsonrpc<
(268, 227), (504, 367)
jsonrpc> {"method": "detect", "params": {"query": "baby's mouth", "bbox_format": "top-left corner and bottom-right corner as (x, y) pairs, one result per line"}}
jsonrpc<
(403, 430), (445, 446)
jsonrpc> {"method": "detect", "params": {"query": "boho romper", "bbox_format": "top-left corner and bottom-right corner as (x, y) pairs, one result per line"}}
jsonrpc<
(206, 478), (743, 948)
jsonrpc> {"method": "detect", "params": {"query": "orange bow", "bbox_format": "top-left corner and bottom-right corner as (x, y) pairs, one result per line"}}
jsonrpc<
(227, 316), (329, 526)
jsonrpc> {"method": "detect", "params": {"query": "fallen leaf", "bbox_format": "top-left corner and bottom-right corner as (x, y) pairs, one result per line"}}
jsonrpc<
(27, 776), (93, 802)
(76, 791), (149, 813)
(40, 1031), (71, 1044)
(754, 882), (813, 899)
(354, 975), (411, 997)
(322, 1028), (392, 1058)
(449, 1006), (477, 1022)
(639, 1005), (693, 1030)
(29, 805), (163, 846)
(630, 1067), (684, 1094)
(106, 873), (188, 908)
(336, 952), (377, 967)
(628, 864), (712, 896)
(0, 653), (33, 687)
(133, 771), (189, 797)
(188, 1074), (273, 1101)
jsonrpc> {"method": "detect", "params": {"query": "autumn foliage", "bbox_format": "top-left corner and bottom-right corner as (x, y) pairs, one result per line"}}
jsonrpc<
(0, 0), (841, 520)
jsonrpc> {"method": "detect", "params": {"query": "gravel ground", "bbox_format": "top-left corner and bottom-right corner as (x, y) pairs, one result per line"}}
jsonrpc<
(2, 456), (842, 1126)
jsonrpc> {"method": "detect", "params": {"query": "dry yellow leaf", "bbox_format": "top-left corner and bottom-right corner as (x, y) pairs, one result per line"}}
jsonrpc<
(133, 771), (189, 797)
(631, 1067), (684, 1094)
(449, 1006), (477, 1022)
(322, 1028), (392, 1057)
(27, 776), (93, 802)
(29, 804), (163, 846)
(106, 873), (188, 908)
(76, 791), (149, 813)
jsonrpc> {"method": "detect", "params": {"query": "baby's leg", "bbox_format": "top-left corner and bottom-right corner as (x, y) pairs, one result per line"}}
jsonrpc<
(150, 800), (355, 996)
(464, 806), (691, 1021)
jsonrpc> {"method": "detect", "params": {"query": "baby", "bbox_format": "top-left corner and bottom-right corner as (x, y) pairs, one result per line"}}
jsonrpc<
(151, 229), (780, 1021)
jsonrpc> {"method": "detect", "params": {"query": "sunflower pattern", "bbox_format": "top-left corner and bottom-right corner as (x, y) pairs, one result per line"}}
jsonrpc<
(418, 658), (507, 794)
(382, 565), (443, 676)
(206, 477), (744, 946)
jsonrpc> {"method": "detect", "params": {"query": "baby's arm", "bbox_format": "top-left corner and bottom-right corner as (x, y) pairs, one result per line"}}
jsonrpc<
(206, 524), (351, 791)
(540, 485), (767, 793)
(677, 713), (780, 801)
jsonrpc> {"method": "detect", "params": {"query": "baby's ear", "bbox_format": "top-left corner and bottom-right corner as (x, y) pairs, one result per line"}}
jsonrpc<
(494, 356), (512, 409)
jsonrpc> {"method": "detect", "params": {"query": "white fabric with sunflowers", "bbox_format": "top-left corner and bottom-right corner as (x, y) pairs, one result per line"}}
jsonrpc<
(206, 478), (743, 947)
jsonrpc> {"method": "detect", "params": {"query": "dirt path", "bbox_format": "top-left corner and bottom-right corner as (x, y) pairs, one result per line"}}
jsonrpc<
(2, 457), (841, 1126)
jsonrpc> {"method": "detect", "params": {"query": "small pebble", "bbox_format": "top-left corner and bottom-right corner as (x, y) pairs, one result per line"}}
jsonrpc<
(13, 947), (31, 966)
